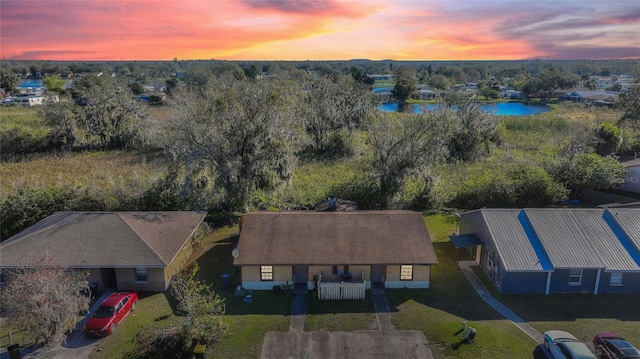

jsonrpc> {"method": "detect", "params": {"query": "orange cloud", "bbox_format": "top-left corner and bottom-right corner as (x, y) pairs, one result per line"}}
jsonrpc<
(0, 0), (637, 61)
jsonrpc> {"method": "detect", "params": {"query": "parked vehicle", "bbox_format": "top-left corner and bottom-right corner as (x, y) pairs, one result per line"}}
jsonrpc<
(544, 330), (597, 359)
(592, 332), (640, 359)
(85, 292), (138, 337)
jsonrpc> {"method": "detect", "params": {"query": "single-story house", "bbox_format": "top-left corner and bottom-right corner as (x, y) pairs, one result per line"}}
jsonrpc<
(559, 90), (619, 107)
(622, 158), (640, 194)
(0, 211), (207, 292)
(455, 208), (640, 294)
(233, 211), (438, 292)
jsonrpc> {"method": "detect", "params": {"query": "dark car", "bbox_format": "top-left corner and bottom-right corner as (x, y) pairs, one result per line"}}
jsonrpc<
(85, 292), (138, 337)
(593, 332), (640, 359)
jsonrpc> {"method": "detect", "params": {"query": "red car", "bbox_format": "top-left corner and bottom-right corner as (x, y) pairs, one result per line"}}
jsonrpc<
(85, 292), (138, 337)
(592, 332), (640, 359)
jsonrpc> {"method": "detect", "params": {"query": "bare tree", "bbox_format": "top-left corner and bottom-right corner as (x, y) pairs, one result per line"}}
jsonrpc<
(0, 264), (90, 346)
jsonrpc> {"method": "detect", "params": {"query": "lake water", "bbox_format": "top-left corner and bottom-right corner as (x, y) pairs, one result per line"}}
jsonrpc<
(379, 102), (550, 116)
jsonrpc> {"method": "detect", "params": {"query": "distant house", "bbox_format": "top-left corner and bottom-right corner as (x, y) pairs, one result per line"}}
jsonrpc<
(12, 92), (58, 106)
(455, 208), (640, 294)
(233, 211), (438, 292)
(417, 89), (437, 100)
(499, 89), (524, 99)
(0, 211), (207, 292)
(622, 158), (640, 194)
(559, 91), (619, 107)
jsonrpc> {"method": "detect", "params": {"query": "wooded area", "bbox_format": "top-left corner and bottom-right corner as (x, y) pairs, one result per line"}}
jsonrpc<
(1, 59), (638, 240)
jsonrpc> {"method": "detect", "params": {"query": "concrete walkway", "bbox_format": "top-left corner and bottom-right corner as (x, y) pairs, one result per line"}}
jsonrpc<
(371, 283), (394, 330)
(289, 284), (307, 332)
(457, 261), (544, 344)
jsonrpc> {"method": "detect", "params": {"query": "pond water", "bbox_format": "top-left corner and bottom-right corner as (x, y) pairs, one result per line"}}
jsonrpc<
(379, 102), (550, 116)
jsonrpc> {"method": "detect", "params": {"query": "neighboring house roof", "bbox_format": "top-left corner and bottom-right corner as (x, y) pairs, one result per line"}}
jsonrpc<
(624, 158), (640, 168)
(481, 209), (546, 272)
(460, 208), (640, 272)
(0, 211), (206, 268)
(234, 211), (438, 266)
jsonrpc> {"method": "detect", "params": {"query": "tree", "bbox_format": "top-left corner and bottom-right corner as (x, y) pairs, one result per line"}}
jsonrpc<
(72, 74), (148, 149)
(39, 99), (78, 150)
(584, 79), (598, 91)
(535, 67), (580, 99)
(426, 74), (450, 91)
(165, 78), (300, 211)
(442, 94), (502, 162)
(43, 74), (65, 94)
(350, 66), (375, 85)
(617, 82), (640, 129)
(0, 67), (20, 94)
(392, 67), (418, 103)
(303, 74), (373, 157)
(171, 263), (227, 345)
(595, 122), (623, 155)
(0, 264), (90, 345)
(367, 110), (451, 203)
(562, 153), (626, 192)
(130, 82), (145, 95)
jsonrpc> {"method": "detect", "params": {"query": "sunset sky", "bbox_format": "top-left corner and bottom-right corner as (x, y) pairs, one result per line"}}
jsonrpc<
(1, 0), (639, 61)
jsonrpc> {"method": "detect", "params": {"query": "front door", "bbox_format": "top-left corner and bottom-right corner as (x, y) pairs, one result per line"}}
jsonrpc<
(371, 265), (384, 283)
(102, 268), (117, 289)
(293, 266), (308, 284)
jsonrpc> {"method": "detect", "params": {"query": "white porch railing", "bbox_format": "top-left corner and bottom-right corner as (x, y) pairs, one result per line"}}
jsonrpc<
(317, 273), (366, 300)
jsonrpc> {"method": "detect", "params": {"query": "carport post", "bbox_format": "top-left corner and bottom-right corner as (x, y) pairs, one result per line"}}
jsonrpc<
(594, 268), (601, 295)
(545, 271), (552, 295)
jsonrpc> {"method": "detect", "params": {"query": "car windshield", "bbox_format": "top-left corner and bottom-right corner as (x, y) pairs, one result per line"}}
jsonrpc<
(93, 306), (115, 318)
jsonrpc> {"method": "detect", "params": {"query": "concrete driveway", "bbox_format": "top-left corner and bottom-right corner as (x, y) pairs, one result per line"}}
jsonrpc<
(6, 292), (114, 359)
(262, 330), (434, 359)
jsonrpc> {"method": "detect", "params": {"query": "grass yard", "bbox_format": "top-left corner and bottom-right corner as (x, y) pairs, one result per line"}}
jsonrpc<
(472, 266), (640, 346)
(305, 291), (378, 332)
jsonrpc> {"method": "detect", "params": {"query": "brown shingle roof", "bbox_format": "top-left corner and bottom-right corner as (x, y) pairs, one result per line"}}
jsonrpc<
(234, 211), (438, 265)
(0, 211), (206, 268)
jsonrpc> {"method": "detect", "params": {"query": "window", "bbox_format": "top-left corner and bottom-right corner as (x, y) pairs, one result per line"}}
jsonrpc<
(400, 265), (413, 280)
(486, 252), (494, 271)
(135, 267), (148, 283)
(569, 268), (582, 285)
(610, 272), (623, 286)
(260, 265), (273, 281)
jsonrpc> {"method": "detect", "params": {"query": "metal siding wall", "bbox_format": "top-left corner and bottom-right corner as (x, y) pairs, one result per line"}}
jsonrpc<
(499, 272), (548, 294)
(549, 269), (599, 293)
(599, 272), (640, 294)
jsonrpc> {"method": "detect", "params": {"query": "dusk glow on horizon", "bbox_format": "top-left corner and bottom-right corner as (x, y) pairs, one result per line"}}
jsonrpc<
(1, 0), (639, 61)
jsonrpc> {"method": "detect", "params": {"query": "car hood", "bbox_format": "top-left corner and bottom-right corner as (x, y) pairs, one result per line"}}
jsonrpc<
(85, 316), (113, 331)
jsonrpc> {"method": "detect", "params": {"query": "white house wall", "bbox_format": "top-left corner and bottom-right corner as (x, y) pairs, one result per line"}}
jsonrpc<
(622, 166), (640, 193)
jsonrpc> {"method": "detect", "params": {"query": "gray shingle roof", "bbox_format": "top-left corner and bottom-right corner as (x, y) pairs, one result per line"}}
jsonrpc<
(234, 211), (438, 266)
(0, 211), (206, 268)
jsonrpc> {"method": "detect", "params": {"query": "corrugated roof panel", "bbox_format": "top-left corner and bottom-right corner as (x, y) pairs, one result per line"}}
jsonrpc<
(570, 210), (639, 271)
(482, 209), (546, 271)
(605, 209), (640, 266)
(523, 209), (603, 269)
